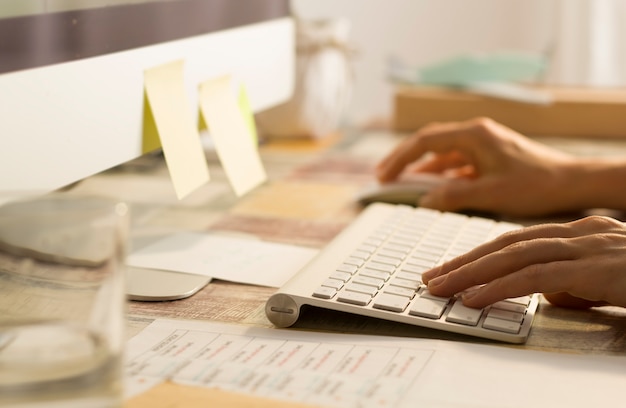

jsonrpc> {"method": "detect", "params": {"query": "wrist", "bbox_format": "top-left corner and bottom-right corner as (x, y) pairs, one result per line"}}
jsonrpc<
(559, 158), (626, 211)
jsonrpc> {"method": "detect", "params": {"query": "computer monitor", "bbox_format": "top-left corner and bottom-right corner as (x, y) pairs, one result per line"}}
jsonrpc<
(0, 0), (294, 300)
(0, 0), (294, 197)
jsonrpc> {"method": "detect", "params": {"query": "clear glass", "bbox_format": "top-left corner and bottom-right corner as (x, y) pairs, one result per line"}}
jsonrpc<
(0, 193), (129, 408)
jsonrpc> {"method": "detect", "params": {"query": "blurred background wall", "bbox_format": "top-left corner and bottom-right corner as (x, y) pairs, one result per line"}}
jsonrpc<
(291, 0), (626, 126)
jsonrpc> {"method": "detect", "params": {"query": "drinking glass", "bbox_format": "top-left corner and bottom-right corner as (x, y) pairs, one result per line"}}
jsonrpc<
(0, 193), (129, 407)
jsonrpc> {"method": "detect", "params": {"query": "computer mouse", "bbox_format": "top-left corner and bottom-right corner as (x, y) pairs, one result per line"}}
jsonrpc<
(355, 173), (445, 206)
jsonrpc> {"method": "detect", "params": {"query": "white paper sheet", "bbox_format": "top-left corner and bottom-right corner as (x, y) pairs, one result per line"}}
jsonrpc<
(126, 232), (317, 287)
(125, 318), (626, 408)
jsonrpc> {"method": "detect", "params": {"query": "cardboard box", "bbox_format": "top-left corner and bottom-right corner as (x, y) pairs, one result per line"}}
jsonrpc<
(393, 86), (626, 138)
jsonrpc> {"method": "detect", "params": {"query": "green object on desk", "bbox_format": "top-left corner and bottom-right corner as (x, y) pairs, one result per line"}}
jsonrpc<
(388, 52), (551, 104)
(389, 52), (546, 86)
(419, 52), (546, 85)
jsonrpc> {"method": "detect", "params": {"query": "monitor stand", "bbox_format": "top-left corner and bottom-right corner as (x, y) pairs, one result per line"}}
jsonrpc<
(126, 266), (212, 301)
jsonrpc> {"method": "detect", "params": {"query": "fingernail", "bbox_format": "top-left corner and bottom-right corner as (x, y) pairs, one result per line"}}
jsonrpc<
(462, 289), (479, 302)
(427, 275), (445, 288)
(421, 268), (436, 282)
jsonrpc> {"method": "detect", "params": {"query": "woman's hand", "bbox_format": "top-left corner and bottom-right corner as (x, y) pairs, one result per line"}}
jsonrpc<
(421, 215), (626, 309)
(376, 117), (582, 217)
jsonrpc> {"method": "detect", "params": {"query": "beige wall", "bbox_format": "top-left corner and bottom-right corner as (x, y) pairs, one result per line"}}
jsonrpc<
(291, 0), (626, 125)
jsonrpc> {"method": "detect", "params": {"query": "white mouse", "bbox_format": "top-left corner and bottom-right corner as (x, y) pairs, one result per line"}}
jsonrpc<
(356, 173), (445, 206)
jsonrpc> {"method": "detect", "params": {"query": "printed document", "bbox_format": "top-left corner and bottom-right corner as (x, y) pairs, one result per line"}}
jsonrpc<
(125, 319), (626, 408)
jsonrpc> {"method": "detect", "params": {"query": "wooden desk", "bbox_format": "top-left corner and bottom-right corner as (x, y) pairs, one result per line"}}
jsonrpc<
(72, 129), (626, 356)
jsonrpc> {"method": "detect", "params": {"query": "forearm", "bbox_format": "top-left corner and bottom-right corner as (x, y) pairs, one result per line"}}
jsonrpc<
(559, 158), (626, 211)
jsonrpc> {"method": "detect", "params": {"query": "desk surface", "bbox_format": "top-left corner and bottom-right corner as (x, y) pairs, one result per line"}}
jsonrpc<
(72, 129), (626, 356)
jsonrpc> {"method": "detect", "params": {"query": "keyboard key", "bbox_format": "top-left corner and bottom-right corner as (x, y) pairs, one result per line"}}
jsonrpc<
(376, 249), (406, 260)
(329, 271), (352, 282)
(352, 276), (385, 289)
(409, 297), (447, 319)
(344, 257), (364, 267)
(345, 283), (378, 296)
(409, 251), (440, 263)
(364, 238), (383, 247)
(421, 242), (448, 254)
(359, 268), (390, 281)
(389, 277), (421, 290)
(491, 301), (527, 314)
(388, 236), (419, 247)
(357, 243), (377, 254)
(384, 285), (416, 298)
(372, 228), (392, 239)
(406, 257), (435, 269)
(313, 286), (337, 299)
(506, 296), (532, 306)
(371, 255), (401, 267)
(395, 271), (421, 282)
(483, 316), (522, 334)
(424, 236), (452, 248)
(439, 254), (457, 264)
(446, 301), (484, 326)
(336, 264), (358, 274)
(322, 279), (344, 290)
(383, 243), (412, 253)
(419, 289), (450, 303)
(350, 250), (371, 260)
(365, 261), (395, 274)
(400, 264), (429, 274)
(337, 291), (372, 306)
(391, 227), (418, 237)
(487, 308), (524, 323)
(373, 293), (410, 312)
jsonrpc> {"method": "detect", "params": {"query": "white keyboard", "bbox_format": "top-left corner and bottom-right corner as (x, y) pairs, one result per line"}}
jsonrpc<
(266, 203), (539, 343)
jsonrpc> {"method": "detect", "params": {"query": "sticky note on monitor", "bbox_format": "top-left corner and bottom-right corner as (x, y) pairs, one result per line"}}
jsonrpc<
(238, 84), (258, 145)
(199, 75), (267, 196)
(144, 60), (210, 199)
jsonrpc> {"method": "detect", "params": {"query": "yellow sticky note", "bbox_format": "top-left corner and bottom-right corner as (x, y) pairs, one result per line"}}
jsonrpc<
(142, 91), (162, 154)
(144, 60), (210, 199)
(199, 75), (267, 196)
(237, 84), (258, 145)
